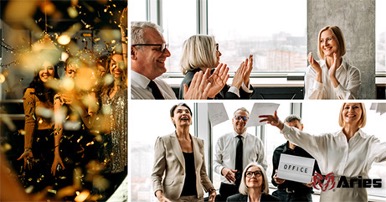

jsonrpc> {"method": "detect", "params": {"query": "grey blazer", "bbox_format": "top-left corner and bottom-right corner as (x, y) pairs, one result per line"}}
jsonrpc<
(151, 132), (214, 200)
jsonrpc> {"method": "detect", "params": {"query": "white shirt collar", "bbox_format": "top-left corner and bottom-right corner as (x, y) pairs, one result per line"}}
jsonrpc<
(131, 70), (151, 89)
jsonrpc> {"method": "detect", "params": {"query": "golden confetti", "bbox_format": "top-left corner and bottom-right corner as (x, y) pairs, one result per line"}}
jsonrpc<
(74, 190), (90, 202)
(103, 74), (114, 86)
(0, 114), (16, 131)
(58, 35), (71, 45)
(0, 74), (5, 83)
(61, 77), (75, 91)
(68, 6), (78, 18)
(25, 185), (34, 194)
(36, 106), (53, 118)
(0, 143), (12, 152)
(92, 175), (109, 191)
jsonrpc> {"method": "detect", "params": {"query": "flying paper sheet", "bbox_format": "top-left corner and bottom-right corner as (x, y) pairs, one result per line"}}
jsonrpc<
(370, 103), (386, 115)
(277, 154), (315, 183)
(246, 103), (280, 127)
(208, 103), (229, 126)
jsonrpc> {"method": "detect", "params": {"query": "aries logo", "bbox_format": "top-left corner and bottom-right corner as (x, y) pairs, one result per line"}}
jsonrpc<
(312, 172), (335, 191)
(337, 176), (382, 188)
(312, 172), (383, 191)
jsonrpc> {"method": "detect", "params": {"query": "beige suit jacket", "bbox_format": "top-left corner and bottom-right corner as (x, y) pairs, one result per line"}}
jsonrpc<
(151, 132), (214, 200)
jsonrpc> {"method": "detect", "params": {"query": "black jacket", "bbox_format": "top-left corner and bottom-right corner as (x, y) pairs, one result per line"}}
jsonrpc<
(226, 193), (280, 202)
(271, 141), (321, 193)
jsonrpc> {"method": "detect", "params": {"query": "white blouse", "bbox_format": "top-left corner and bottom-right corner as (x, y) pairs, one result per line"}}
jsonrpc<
(304, 58), (361, 99)
(281, 124), (386, 202)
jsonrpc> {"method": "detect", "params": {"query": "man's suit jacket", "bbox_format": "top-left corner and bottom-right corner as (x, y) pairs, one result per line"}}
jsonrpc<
(151, 132), (214, 200)
(226, 193), (280, 202)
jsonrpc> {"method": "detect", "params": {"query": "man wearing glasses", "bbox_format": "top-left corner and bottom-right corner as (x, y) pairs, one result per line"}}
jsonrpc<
(131, 21), (213, 99)
(214, 107), (267, 201)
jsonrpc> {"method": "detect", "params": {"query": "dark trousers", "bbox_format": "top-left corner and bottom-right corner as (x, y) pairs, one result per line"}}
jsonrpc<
(272, 189), (312, 202)
(23, 130), (54, 193)
(217, 182), (239, 201)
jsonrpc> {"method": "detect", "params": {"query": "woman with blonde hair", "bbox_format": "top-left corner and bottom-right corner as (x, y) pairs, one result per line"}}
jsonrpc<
(305, 26), (361, 99)
(226, 162), (279, 202)
(260, 103), (386, 201)
(179, 35), (254, 99)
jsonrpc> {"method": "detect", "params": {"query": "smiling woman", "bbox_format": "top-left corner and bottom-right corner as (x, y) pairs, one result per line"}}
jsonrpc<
(260, 102), (386, 202)
(0, 0), (128, 201)
(305, 26), (361, 99)
(151, 103), (216, 202)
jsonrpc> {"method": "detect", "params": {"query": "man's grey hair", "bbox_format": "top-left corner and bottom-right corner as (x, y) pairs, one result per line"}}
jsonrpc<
(284, 114), (302, 123)
(233, 107), (250, 116)
(131, 21), (163, 44)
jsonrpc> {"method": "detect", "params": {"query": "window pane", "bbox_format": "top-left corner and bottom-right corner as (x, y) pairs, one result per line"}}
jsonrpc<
(162, 0), (197, 72)
(129, 0), (147, 21)
(264, 103), (291, 184)
(376, 0), (386, 72)
(208, 0), (307, 72)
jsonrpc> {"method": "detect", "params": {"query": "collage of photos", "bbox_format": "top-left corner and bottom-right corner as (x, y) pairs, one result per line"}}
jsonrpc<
(129, 0), (386, 202)
(0, 0), (385, 202)
(0, 0), (128, 201)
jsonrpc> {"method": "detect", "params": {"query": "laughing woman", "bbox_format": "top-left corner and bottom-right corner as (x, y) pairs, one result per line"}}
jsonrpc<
(260, 103), (386, 202)
(305, 26), (361, 99)
(151, 103), (216, 202)
(17, 61), (59, 193)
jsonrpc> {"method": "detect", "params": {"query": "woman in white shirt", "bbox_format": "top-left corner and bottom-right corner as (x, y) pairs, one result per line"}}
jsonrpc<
(260, 103), (386, 202)
(305, 26), (361, 99)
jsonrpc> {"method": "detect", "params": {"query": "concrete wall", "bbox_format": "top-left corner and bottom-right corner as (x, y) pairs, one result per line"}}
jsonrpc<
(307, 0), (376, 99)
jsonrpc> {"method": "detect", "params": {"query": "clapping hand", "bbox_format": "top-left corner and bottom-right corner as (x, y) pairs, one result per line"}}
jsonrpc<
(308, 52), (322, 74)
(232, 61), (247, 89)
(328, 53), (339, 78)
(207, 63), (229, 98)
(184, 69), (211, 99)
(243, 55), (253, 86)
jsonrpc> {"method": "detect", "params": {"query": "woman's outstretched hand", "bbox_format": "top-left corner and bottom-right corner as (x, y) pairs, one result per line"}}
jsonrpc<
(259, 111), (284, 130)
(17, 149), (34, 170)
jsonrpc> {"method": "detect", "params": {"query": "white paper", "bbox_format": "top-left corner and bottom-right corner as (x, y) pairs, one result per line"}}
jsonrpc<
(208, 103), (229, 126)
(246, 103), (280, 127)
(277, 154), (315, 183)
(370, 103), (386, 115)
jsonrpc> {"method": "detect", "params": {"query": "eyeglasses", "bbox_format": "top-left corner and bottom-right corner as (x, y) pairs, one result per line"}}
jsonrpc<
(234, 116), (249, 121)
(246, 171), (262, 178)
(132, 43), (168, 53)
(215, 43), (219, 51)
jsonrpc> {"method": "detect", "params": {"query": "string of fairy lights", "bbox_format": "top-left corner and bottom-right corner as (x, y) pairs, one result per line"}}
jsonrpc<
(0, 0), (127, 81)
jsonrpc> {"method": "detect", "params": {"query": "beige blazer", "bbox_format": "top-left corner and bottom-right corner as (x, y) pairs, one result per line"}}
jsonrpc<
(151, 132), (214, 200)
